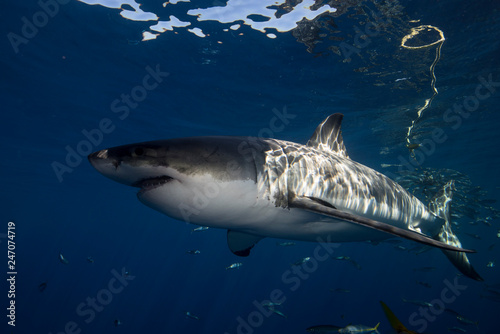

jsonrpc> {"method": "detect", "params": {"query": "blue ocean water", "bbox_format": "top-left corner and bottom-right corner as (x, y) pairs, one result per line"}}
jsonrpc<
(1, 0), (499, 333)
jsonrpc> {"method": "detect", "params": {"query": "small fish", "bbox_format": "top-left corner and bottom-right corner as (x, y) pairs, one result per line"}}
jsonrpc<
(407, 245), (424, 253)
(114, 319), (122, 327)
(293, 257), (311, 266)
(186, 249), (201, 255)
(445, 309), (478, 327)
(191, 226), (209, 232)
(276, 241), (295, 247)
(185, 311), (200, 320)
(480, 293), (500, 302)
(226, 262), (242, 270)
(484, 288), (500, 296)
(448, 327), (466, 333)
(407, 143), (420, 151)
(416, 281), (432, 288)
(381, 239), (402, 244)
(59, 252), (69, 264)
(261, 301), (287, 318)
(270, 309), (287, 318)
(486, 282), (500, 290)
(333, 256), (361, 270)
(497, 230), (500, 238)
(338, 323), (380, 333)
(414, 246), (432, 255)
(481, 220), (492, 227)
(394, 245), (407, 251)
(38, 282), (47, 292)
(348, 259), (362, 270)
(402, 298), (433, 307)
(306, 325), (342, 333)
(487, 261), (495, 268)
(456, 315), (478, 327)
(86, 256), (94, 263)
(413, 266), (436, 272)
(464, 233), (481, 240)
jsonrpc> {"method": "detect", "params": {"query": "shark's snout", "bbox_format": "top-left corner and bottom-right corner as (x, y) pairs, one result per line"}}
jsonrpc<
(88, 149), (109, 162)
(88, 149), (116, 173)
(88, 149), (116, 171)
(88, 145), (177, 189)
(88, 148), (136, 186)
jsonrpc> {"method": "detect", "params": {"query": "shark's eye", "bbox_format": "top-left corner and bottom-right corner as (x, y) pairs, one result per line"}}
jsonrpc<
(133, 147), (144, 156)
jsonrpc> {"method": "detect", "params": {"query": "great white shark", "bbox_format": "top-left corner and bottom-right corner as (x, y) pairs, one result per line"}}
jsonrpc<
(88, 114), (482, 280)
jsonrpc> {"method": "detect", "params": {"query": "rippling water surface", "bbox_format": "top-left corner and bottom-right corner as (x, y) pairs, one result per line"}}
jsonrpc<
(1, 0), (499, 333)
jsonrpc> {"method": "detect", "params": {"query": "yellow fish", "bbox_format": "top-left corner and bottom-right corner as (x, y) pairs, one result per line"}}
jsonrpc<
(380, 301), (419, 334)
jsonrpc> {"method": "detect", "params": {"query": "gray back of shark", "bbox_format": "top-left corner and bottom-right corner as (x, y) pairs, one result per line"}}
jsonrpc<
(88, 114), (481, 280)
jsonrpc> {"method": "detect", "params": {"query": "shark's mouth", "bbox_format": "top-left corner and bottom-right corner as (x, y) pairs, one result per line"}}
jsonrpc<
(133, 176), (174, 192)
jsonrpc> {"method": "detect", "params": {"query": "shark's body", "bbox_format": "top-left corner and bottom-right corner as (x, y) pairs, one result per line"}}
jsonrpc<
(88, 114), (481, 280)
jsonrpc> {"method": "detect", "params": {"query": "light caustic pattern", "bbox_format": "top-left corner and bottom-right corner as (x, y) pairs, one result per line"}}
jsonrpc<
(260, 139), (436, 232)
(77, 0), (337, 41)
(401, 25), (446, 153)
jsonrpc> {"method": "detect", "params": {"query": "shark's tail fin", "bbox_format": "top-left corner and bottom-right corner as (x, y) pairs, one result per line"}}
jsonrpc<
(428, 181), (483, 281)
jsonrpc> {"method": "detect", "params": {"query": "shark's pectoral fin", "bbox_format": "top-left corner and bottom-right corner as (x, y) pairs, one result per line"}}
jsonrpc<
(289, 196), (475, 253)
(227, 230), (264, 257)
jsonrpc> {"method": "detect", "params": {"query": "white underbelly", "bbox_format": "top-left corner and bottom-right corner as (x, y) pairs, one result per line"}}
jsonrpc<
(137, 178), (401, 243)
(236, 205), (392, 243)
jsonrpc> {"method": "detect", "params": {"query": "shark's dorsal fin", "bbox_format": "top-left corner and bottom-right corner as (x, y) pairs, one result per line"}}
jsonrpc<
(227, 230), (264, 257)
(307, 113), (348, 158)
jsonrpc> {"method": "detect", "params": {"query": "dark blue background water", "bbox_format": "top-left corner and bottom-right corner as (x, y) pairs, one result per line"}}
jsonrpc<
(1, 0), (499, 333)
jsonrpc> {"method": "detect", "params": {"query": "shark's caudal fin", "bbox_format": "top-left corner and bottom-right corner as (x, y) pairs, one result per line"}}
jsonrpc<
(428, 181), (483, 281)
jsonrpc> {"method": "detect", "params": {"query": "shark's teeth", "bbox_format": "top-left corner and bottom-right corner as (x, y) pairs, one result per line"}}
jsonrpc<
(133, 176), (174, 191)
